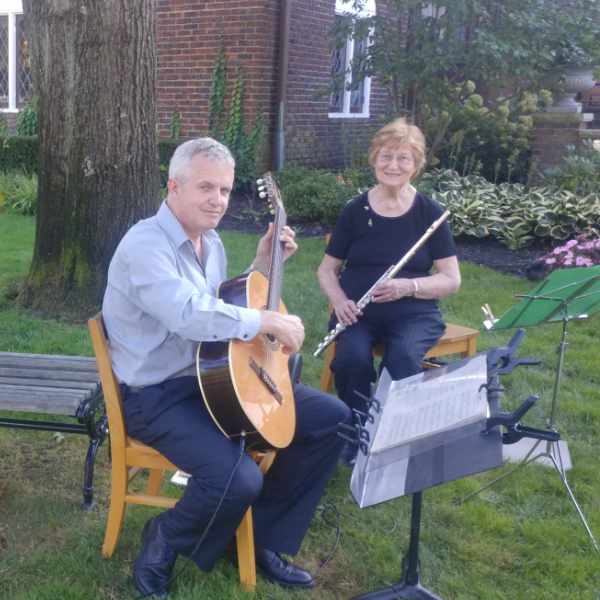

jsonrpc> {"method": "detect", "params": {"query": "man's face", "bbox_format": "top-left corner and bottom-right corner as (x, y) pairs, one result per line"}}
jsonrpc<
(167, 153), (234, 238)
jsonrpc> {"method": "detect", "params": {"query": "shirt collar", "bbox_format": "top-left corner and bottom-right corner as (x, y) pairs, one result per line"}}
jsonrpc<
(156, 200), (192, 249)
(156, 200), (219, 250)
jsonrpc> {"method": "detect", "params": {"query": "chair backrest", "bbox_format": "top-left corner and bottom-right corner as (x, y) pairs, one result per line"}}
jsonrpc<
(88, 313), (127, 450)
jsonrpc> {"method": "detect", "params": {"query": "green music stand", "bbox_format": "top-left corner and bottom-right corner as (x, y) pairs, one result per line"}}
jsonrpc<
(469, 266), (600, 552)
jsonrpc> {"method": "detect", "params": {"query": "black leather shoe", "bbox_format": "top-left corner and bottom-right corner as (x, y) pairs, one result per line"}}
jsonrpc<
(132, 516), (177, 598)
(256, 547), (315, 588)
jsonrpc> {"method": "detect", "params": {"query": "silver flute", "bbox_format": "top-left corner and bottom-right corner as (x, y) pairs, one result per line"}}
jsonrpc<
(313, 210), (450, 358)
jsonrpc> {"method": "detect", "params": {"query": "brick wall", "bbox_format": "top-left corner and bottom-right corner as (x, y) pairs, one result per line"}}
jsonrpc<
(155, 0), (393, 170)
(285, 0), (391, 169)
(155, 0), (279, 159)
(530, 113), (587, 181)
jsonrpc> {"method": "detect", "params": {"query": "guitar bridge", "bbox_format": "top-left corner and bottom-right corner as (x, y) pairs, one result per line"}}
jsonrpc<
(249, 357), (283, 405)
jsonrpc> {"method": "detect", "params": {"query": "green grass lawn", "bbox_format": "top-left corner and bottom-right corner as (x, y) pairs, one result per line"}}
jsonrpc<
(1, 212), (599, 600)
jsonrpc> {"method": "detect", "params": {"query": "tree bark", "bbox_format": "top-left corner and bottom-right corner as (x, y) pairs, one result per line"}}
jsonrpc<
(21, 0), (159, 316)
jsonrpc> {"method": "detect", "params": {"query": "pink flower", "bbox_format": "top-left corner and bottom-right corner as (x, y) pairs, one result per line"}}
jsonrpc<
(575, 257), (593, 267)
(563, 258), (573, 266)
(545, 257), (557, 265)
(565, 239), (578, 248)
(553, 247), (563, 255)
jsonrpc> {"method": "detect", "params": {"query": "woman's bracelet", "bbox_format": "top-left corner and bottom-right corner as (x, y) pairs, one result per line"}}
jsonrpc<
(412, 279), (419, 296)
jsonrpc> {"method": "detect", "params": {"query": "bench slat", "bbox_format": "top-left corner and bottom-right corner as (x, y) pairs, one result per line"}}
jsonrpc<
(0, 389), (85, 414)
(0, 384), (90, 398)
(0, 352), (102, 416)
(0, 376), (99, 391)
(0, 367), (100, 383)
(0, 352), (98, 372)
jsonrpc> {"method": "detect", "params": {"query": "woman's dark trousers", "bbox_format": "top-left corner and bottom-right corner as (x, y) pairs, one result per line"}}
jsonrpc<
(331, 312), (445, 414)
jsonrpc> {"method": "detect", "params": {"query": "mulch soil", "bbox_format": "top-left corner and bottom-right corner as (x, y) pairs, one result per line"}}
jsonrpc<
(453, 236), (547, 278)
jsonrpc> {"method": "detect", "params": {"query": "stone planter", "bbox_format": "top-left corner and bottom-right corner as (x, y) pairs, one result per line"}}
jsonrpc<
(547, 67), (596, 113)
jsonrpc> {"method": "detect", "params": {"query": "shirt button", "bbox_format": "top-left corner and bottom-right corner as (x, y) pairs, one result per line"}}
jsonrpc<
(243, 334), (248, 339)
(213, 335), (217, 339)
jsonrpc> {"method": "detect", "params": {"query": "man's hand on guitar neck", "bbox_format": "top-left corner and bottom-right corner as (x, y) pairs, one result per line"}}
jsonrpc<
(259, 311), (305, 355)
(252, 224), (298, 275)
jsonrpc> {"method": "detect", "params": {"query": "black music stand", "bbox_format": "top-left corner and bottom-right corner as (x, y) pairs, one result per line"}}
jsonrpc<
(341, 358), (503, 600)
(352, 491), (440, 600)
(464, 266), (600, 552)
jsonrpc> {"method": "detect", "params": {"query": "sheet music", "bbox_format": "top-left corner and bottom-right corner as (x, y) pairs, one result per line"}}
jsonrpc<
(370, 355), (488, 453)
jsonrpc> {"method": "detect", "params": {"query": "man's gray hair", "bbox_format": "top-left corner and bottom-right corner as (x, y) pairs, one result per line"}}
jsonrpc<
(168, 137), (235, 181)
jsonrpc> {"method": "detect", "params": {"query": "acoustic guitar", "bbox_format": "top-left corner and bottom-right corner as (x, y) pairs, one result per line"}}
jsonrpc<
(195, 173), (296, 451)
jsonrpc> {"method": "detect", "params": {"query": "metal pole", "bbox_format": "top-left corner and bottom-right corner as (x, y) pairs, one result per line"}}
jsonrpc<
(274, 0), (291, 170)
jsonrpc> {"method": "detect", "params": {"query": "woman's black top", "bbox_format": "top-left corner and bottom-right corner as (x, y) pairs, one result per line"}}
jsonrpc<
(325, 191), (456, 322)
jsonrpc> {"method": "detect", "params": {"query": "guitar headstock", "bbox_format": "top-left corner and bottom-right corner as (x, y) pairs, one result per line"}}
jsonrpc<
(257, 172), (286, 222)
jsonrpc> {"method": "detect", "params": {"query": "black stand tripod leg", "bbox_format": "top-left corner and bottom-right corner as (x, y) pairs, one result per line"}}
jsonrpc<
(352, 492), (443, 600)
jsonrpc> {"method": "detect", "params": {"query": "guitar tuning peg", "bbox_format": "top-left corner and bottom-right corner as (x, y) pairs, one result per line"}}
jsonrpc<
(256, 178), (264, 185)
(258, 191), (267, 199)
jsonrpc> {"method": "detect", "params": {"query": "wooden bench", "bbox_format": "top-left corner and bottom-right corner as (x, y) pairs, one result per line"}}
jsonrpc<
(0, 351), (107, 509)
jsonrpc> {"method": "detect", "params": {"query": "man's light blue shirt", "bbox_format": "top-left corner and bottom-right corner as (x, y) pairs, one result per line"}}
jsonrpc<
(102, 201), (262, 386)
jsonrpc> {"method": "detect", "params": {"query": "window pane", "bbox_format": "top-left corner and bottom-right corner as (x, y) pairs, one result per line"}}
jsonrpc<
(349, 82), (365, 113)
(329, 42), (347, 112)
(349, 34), (367, 113)
(0, 15), (8, 109)
(16, 13), (31, 106)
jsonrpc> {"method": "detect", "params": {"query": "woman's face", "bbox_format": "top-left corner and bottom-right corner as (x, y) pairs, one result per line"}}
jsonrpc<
(373, 142), (417, 189)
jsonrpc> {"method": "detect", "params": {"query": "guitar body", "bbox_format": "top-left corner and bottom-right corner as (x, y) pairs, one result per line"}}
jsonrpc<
(196, 270), (296, 451)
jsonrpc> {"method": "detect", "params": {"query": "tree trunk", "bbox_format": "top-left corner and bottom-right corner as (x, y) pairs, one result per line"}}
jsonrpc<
(21, 0), (159, 316)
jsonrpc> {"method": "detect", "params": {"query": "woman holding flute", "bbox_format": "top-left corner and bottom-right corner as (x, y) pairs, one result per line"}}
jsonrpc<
(317, 118), (461, 461)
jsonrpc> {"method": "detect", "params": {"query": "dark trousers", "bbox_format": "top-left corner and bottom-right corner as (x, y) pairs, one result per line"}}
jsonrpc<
(122, 376), (350, 571)
(331, 312), (445, 413)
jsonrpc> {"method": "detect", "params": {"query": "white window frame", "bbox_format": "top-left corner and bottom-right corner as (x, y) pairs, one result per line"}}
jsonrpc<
(0, 0), (24, 113)
(329, 0), (376, 120)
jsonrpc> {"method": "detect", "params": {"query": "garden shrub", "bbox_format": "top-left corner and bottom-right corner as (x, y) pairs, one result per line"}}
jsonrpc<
(158, 138), (180, 170)
(0, 171), (37, 215)
(429, 87), (550, 184)
(541, 142), (600, 195)
(15, 98), (38, 136)
(275, 167), (354, 226)
(422, 169), (600, 249)
(339, 166), (375, 192)
(0, 136), (38, 173)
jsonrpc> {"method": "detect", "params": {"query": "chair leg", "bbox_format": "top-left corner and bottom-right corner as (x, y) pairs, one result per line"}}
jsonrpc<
(236, 507), (257, 592)
(102, 464), (128, 558)
(258, 451), (276, 474)
(146, 468), (163, 496)
(319, 342), (336, 393)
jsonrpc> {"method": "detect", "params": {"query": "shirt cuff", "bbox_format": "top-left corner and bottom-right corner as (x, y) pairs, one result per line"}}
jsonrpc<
(234, 306), (262, 341)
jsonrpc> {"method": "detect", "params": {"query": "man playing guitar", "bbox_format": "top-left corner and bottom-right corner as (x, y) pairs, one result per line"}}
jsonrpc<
(102, 138), (350, 598)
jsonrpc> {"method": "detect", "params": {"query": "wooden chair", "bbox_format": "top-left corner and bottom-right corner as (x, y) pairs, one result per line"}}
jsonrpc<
(88, 313), (275, 592)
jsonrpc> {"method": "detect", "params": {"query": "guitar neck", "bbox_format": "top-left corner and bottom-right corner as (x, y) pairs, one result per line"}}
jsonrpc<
(266, 209), (285, 311)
